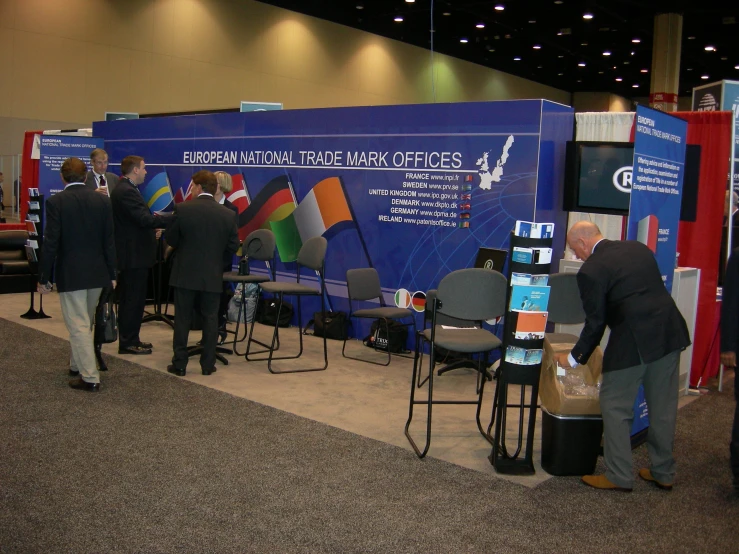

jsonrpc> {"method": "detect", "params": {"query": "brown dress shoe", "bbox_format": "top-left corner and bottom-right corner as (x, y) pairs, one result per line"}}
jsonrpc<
(638, 468), (673, 490)
(581, 474), (632, 492)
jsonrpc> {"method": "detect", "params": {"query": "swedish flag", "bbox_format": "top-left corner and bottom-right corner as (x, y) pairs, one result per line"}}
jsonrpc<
(140, 172), (174, 214)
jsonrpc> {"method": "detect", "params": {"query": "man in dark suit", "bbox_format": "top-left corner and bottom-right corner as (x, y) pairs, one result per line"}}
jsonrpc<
(37, 157), (116, 392)
(556, 221), (690, 492)
(720, 249), (739, 495)
(166, 170), (239, 376)
(111, 155), (172, 355)
(85, 148), (119, 196)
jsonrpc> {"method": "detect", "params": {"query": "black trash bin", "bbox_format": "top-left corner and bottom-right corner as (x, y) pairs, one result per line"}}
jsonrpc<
(541, 407), (603, 476)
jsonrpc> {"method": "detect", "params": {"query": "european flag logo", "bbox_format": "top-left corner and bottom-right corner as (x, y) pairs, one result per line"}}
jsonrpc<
(140, 172), (174, 214)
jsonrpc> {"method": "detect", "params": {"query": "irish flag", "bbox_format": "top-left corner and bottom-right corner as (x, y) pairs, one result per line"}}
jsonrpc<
(269, 177), (353, 262)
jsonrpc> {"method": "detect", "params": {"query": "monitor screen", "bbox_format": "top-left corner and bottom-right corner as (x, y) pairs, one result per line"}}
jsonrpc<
(563, 141), (700, 219)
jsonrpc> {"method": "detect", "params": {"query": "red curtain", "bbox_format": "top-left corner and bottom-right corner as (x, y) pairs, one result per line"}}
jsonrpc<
(673, 111), (733, 386)
(20, 130), (41, 223)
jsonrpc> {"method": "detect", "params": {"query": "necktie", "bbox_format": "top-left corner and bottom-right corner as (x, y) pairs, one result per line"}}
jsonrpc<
(100, 174), (106, 188)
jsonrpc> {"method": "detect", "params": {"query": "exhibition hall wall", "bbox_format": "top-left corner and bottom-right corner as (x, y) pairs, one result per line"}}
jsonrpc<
(0, 0), (571, 157)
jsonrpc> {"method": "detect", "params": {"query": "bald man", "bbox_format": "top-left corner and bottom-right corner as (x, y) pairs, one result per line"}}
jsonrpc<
(556, 222), (690, 493)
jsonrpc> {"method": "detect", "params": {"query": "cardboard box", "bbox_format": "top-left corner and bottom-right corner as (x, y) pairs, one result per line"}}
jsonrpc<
(539, 338), (603, 416)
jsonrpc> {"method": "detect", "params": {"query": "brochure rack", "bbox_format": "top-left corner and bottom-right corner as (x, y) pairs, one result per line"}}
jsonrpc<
(488, 231), (553, 474)
(21, 193), (50, 320)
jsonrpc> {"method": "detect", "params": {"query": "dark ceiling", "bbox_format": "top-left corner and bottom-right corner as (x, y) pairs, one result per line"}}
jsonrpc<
(256, 0), (738, 99)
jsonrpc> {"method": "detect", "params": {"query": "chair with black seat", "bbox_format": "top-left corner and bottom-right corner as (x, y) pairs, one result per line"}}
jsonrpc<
(222, 229), (277, 356)
(545, 272), (586, 344)
(246, 236), (328, 374)
(342, 267), (416, 366)
(405, 268), (507, 458)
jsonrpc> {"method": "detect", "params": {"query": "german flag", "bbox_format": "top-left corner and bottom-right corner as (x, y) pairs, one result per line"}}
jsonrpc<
(411, 291), (426, 313)
(239, 176), (296, 239)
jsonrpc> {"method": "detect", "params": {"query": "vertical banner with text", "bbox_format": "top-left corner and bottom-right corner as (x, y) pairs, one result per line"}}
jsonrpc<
(627, 105), (687, 293)
(38, 136), (104, 199)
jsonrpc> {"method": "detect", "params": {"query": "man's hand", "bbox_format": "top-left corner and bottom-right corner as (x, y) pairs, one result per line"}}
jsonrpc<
(721, 351), (737, 368)
(155, 229), (163, 239)
(94, 186), (109, 196)
(111, 280), (117, 290)
(555, 352), (572, 369)
(37, 282), (52, 294)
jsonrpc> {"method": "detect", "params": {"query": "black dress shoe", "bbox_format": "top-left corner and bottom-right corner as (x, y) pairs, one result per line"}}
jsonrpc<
(69, 369), (80, 377)
(167, 364), (186, 376)
(137, 341), (153, 349)
(69, 378), (100, 392)
(202, 367), (217, 376)
(95, 343), (108, 371)
(119, 345), (152, 355)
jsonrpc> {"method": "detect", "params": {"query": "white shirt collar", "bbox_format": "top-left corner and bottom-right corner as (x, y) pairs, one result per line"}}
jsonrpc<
(64, 182), (86, 189)
(198, 193), (214, 198)
(218, 195), (226, 204)
(592, 238), (606, 254)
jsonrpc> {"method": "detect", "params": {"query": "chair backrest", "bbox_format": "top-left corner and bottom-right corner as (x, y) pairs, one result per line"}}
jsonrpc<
(346, 268), (383, 303)
(424, 289), (472, 328)
(297, 236), (327, 272)
(243, 229), (276, 262)
(547, 272), (585, 324)
(435, 268), (507, 322)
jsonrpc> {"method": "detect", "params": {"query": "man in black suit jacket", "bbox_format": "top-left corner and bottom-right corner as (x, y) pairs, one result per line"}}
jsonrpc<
(38, 157), (116, 392)
(166, 170), (239, 376)
(556, 222), (690, 492)
(85, 148), (119, 196)
(111, 155), (172, 355)
(720, 249), (739, 494)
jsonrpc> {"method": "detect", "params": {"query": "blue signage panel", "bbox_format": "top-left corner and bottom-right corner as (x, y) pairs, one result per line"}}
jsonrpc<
(627, 105), (687, 293)
(38, 135), (104, 199)
(721, 81), (739, 194)
(94, 101), (572, 336)
(240, 101), (283, 112)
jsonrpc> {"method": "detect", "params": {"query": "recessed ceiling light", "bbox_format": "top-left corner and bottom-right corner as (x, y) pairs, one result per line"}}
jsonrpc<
(687, 36), (695, 40)
(405, 0), (415, 2)
(701, 75), (710, 79)
(557, 32), (563, 36)
(494, 4), (505, 11)
(632, 84), (639, 88)
(513, 57), (521, 61)
(624, 61), (630, 65)
(612, 66), (617, 69)
(603, 51), (611, 56)
(487, 47), (495, 52)
(577, 79), (582, 83)
(598, 71), (604, 74)
(632, 38), (641, 43)
(558, 55), (564, 59)
(630, 51), (635, 56)
(736, 65), (739, 70)
(476, 23), (485, 28)
(460, 38), (468, 43)
(583, 13), (594, 20)
(721, 57), (728, 61)
(578, 62), (586, 67)
(529, 20), (536, 24)
(640, 69), (648, 73)
(443, 12), (451, 16)
(558, 72), (564, 76)
(554, 0), (563, 4)
(687, 68), (693, 71)
(504, 34), (511, 39)
(705, 45), (716, 51)
(533, 45), (541, 49)
(537, 65), (543, 68)
(394, 16), (403, 22)
(356, 4), (363, 8)
(581, 42), (588, 46)
(615, 77), (623, 82)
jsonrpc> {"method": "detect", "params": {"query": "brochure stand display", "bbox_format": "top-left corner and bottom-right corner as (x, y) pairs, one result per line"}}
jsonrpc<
(488, 226), (553, 475)
(20, 193), (50, 320)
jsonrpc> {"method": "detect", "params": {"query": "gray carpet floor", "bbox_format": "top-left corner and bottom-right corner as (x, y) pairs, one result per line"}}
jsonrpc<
(1, 317), (737, 553)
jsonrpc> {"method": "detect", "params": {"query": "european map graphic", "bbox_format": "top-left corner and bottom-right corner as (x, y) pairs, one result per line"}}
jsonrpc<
(476, 135), (515, 190)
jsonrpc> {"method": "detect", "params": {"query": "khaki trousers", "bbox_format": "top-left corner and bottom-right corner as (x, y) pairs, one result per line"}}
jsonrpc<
(59, 288), (102, 384)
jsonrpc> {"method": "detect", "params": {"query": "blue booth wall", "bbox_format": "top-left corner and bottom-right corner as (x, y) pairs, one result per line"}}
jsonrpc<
(94, 100), (573, 337)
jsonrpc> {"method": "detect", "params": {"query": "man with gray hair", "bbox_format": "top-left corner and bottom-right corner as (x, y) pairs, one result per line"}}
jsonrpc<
(556, 221), (690, 492)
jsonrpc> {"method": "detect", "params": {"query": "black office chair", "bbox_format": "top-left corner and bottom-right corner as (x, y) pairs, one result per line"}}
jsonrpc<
(342, 268), (416, 366)
(222, 229), (277, 356)
(245, 236), (328, 374)
(545, 272), (586, 344)
(405, 268), (507, 458)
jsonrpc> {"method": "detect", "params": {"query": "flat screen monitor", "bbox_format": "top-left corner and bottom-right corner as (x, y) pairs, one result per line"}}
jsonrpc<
(474, 247), (508, 272)
(563, 141), (701, 221)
